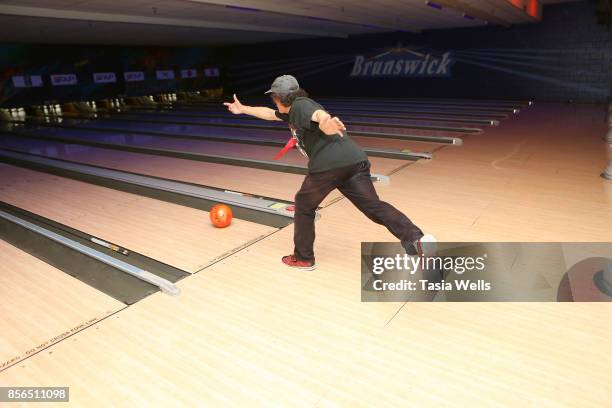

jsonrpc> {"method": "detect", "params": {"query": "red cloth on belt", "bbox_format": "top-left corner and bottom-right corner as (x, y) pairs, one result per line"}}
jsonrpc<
(273, 137), (297, 160)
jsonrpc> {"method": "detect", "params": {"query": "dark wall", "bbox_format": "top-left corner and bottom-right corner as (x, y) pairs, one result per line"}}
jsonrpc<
(0, 45), (222, 107)
(221, 2), (612, 102)
(1, 2), (609, 106)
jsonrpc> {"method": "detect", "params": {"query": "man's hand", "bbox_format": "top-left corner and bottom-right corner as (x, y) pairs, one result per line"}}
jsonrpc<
(223, 95), (280, 121)
(319, 115), (346, 136)
(223, 94), (244, 115)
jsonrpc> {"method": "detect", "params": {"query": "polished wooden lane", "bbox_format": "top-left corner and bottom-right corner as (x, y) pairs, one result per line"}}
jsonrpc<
(1, 103), (609, 407)
(0, 140), (309, 204)
(0, 131), (429, 207)
(0, 240), (124, 370)
(9, 130), (416, 173)
(0, 165), (275, 273)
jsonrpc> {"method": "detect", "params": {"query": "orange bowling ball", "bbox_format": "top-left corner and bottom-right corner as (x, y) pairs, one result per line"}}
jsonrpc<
(209, 204), (233, 228)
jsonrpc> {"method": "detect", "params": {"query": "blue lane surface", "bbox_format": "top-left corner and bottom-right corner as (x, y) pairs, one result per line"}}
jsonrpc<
(107, 109), (492, 128)
(55, 116), (471, 138)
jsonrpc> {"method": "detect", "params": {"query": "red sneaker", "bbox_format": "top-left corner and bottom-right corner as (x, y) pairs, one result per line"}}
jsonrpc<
(281, 254), (316, 271)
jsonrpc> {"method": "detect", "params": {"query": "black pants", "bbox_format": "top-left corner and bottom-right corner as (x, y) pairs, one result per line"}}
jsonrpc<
(294, 160), (424, 262)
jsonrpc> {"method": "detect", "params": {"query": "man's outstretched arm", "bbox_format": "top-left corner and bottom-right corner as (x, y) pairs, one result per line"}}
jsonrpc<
(223, 94), (281, 121)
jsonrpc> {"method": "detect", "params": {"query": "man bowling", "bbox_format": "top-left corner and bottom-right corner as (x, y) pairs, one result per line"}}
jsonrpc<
(224, 75), (436, 270)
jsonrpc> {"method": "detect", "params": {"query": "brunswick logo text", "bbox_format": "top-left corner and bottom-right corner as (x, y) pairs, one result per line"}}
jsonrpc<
(350, 48), (454, 78)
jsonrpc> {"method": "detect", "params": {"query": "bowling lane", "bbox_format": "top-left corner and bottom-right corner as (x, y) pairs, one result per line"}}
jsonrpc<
(15, 123), (438, 169)
(10, 126), (311, 166)
(337, 112), (499, 126)
(314, 97), (530, 107)
(113, 109), (500, 128)
(0, 238), (124, 369)
(0, 164), (276, 273)
(166, 101), (517, 115)
(88, 111), (482, 136)
(293, 100), (523, 111)
(307, 104), (515, 116)
(236, 95), (529, 106)
(105, 109), (492, 129)
(0, 135), (339, 205)
(44, 114), (461, 145)
(126, 105), (507, 123)
(130, 103), (510, 120)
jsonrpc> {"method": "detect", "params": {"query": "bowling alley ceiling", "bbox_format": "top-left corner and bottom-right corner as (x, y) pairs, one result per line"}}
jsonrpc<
(0, 0), (580, 45)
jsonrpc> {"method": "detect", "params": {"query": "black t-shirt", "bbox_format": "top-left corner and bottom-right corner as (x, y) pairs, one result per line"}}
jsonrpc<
(275, 97), (367, 173)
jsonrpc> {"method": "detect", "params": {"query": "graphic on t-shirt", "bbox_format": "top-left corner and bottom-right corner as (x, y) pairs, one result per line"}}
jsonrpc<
(289, 124), (308, 158)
